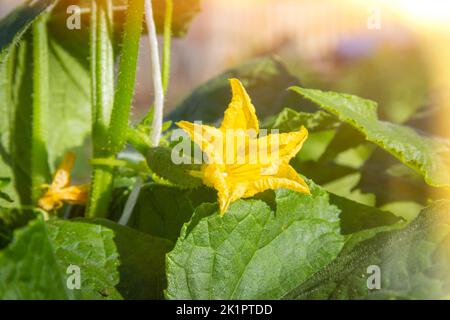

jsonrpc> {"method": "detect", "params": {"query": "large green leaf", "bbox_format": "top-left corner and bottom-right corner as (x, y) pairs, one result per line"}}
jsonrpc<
(165, 181), (400, 299)
(284, 200), (450, 299)
(0, 24), (91, 204)
(0, 219), (72, 299)
(46, 219), (121, 299)
(355, 105), (450, 206)
(0, 218), (121, 299)
(291, 87), (450, 188)
(46, 37), (91, 172)
(166, 57), (305, 125)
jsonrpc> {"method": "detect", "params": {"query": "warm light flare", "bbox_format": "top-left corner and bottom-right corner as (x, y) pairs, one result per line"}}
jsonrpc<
(381, 0), (450, 27)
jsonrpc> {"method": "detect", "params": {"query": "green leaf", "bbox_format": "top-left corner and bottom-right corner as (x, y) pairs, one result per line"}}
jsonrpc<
(0, 207), (38, 249)
(264, 108), (371, 187)
(330, 193), (401, 235)
(166, 57), (304, 125)
(291, 87), (450, 188)
(46, 219), (122, 299)
(146, 147), (202, 189)
(317, 123), (367, 164)
(125, 184), (216, 243)
(88, 218), (173, 299)
(358, 105), (450, 206)
(8, 35), (37, 205)
(0, 219), (72, 299)
(265, 109), (360, 186)
(357, 148), (448, 206)
(46, 37), (91, 172)
(2, 29), (91, 205)
(285, 200), (450, 299)
(0, 218), (121, 299)
(165, 181), (400, 299)
(0, 6), (92, 204)
(267, 108), (337, 133)
(0, 0), (56, 62)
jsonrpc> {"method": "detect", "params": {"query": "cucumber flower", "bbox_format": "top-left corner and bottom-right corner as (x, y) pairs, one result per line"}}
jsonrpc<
(38, 152), (89, 212)
(177, 79), (310, 215)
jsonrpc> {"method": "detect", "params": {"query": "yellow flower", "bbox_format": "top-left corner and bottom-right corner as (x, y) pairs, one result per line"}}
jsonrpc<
(177, 78), (310, 215)
(38, 152), (89, 212)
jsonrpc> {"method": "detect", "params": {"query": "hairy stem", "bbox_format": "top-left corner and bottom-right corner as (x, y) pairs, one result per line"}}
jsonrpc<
(108, 0), (145, 154)
(31, 14), (50, 202)
(91, 0), (114, 152)
(86, 0), (115, 218)
(119, 0), (170, 226)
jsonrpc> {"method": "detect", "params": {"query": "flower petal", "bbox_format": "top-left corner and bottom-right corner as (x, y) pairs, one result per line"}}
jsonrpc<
(178, 80), (310, 217)
(51, 152), (76, 189)
(177, 120), (224, 163)
(38, 193), (59, 212)
(220, 79), (259, 133)
(58, 184), (89, 205)
(257, 126), (308, 164)
(240, 163), (310, 199)
(202, 164), (232, 215)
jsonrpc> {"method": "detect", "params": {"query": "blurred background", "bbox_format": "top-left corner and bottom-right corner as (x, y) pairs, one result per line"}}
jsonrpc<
(1, 0), (449, 128)
(129, 0), (450, 129)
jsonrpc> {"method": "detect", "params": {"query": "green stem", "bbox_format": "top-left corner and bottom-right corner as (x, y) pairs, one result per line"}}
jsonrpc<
(127, 127), (152, 155)
(31, 14), (50, 203)
(91, 0), (114, 152)
(87, 0), (145, 218)
(119, 0), (166, 225)
(108, 0), (145, 154)
(86, 0), (115, 218)
(162, 0), (173, 94)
